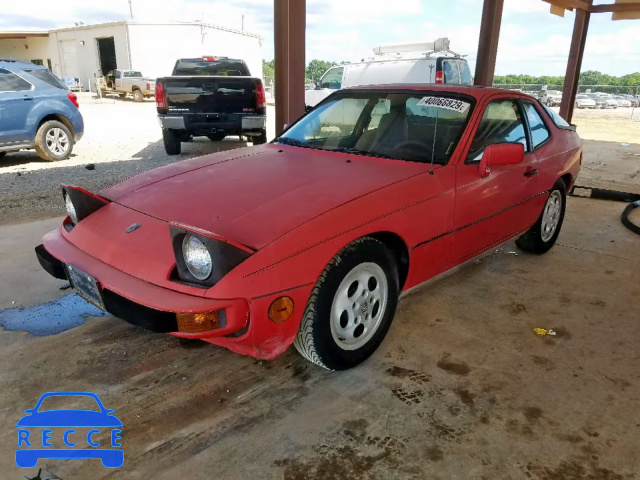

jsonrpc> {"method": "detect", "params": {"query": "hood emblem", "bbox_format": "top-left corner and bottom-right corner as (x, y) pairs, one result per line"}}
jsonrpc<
(126, 223), (141, 233)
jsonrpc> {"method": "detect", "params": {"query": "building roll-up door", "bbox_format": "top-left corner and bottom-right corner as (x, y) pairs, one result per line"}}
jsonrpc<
(60, 40), (79, 78)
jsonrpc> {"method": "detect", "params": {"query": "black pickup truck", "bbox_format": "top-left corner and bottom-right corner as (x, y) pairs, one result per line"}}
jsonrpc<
(155, 57), (267, 155)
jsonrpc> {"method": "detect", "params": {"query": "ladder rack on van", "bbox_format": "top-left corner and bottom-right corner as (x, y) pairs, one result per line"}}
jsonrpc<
(372, 38), (465, 60)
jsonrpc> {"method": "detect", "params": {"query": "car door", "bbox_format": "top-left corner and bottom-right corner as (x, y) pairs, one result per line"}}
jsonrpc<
(114, 70), (122, 90)
(0, 68), (35, 146)
(450, 97), (540, 265)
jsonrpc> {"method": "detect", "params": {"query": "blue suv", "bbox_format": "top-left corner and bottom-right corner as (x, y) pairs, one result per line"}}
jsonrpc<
(0, 60), (84, 162)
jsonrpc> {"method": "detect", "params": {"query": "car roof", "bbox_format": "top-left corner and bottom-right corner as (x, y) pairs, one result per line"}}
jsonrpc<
(340, 84), (537, 101)
(0, 59), (47, 70)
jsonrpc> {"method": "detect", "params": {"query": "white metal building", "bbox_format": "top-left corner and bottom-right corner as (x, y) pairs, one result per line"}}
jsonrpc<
(0, 21), (263, 90)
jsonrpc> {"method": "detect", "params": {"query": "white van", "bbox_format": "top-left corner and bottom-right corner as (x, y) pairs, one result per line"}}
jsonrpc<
(305, 38), (472, 107)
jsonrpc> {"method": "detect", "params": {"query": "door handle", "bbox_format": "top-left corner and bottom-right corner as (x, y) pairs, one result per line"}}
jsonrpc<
(23, 96), (34, 101)
(524, 167), (539, 178)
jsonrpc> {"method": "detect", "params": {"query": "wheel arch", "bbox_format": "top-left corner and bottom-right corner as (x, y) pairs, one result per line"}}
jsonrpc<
(38, 113), (74, 137)
(366, 231), (410, 290)
(560, 172), (573, 191)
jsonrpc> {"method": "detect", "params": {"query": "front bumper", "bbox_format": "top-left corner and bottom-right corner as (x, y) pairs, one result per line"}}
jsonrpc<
(36, 228), (313, 360)
(36, 230), (249, 335)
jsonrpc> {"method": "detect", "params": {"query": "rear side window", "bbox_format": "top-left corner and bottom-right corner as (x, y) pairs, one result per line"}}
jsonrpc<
(0, 68), (32, 92)
(467, 99), (527, 162)
(541, 104), (572, 128)
(522, 102), (550, 149)
(23, 68), (67, 89)
(319, 67), (344, 89)
(173, 59), (250, 76)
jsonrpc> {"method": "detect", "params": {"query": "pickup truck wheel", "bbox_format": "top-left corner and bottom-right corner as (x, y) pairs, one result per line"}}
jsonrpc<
(294, 237), (399, 370)
(207, 134), (226, 142)
(132, 89), (144, 102)
(253, 129), (268, 145)
(35, 120), (73, 161)
(516, 179), (566, 254)
(162, 129), (181, 155)
(0, 152), (6, 159)
(119, 93), (126, 99)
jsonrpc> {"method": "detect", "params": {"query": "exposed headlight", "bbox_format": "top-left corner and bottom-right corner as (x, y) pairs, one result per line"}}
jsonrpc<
(182, 235), (213, 280)
(65, 193), (78, 224)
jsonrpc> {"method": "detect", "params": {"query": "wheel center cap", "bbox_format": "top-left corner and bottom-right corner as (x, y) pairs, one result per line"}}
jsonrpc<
(360, 302), (369, 315)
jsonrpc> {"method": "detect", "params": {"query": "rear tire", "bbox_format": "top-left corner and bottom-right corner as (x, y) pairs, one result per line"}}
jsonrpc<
(0, 152), (6, 159)
(294, 237), (399, 370)
(132, 89), (144, 102)
(207, 134), (226, 142)
(516, 179), (567, 254)
(253, 129), (268, 145)
(162, 129), (181, 155)
(34, 120), (73, 161)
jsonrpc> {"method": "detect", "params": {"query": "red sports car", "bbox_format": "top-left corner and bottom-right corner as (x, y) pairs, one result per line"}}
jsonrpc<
(36, 85), (581, 370)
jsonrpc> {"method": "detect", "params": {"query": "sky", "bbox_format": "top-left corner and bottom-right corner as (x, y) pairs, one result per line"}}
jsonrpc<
(2, 0), (640, 76)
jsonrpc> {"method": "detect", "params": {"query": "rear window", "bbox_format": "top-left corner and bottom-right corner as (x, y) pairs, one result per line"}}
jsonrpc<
(123, 71), (143, 77)
(23, 68), (67, 89)
(173, 59), (250, 76)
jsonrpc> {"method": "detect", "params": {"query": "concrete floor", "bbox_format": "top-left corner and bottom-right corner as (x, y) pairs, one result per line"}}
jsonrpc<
(0, 197), (639, 479)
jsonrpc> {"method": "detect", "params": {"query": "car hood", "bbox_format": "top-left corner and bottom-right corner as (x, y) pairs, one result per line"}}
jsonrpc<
(102, 144), (425, 250)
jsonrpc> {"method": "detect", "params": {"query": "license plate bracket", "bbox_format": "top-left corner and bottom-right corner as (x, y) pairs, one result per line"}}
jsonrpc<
(65, 264), (105, 310)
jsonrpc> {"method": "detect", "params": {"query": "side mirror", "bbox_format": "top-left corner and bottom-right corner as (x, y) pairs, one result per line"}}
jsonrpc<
(479, 143), (525, 178)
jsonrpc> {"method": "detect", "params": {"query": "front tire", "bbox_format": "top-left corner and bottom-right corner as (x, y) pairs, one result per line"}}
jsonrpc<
(34, 120), (73, 161)
(162, 129), (181, 155)
(294, 237), (399, 370)
(516, 179), (567, 254)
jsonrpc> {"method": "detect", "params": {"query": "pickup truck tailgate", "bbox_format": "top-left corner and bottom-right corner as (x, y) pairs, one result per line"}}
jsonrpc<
(164, 77), (258, 114)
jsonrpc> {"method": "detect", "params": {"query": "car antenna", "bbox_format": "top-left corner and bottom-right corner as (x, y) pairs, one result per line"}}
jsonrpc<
(429, 107), (439, 175)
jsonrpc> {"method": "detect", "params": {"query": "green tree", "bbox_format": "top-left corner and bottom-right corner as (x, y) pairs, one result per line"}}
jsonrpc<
(262, 59), (275, 79)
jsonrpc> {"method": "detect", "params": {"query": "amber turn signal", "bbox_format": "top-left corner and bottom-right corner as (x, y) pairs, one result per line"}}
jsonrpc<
(176, 311), (220, 333)
(268, 297), (294, 323)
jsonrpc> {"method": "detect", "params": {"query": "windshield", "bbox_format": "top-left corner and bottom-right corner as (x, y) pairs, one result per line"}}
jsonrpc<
(277, 92), (473, 165)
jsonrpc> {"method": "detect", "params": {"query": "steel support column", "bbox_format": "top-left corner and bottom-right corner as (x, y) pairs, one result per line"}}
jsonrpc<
(274, 0), (306, 136)
(474, 0), (504, 87)
(559, 2), (591, 122)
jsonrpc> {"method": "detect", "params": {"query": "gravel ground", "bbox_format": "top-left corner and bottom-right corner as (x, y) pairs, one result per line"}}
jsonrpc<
(0, 93), (276, 225)
(0, 95), (637, 225)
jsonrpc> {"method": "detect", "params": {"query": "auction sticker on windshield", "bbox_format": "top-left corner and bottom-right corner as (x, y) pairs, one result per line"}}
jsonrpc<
(416, 97), (470, 113)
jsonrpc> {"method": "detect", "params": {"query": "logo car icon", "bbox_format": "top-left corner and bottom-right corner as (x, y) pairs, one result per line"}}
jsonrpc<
(16, 391), (123, 468)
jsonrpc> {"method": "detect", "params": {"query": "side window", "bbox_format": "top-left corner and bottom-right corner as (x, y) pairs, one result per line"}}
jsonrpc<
(319, 67), (344, 89)
(466, 99), (527, 162)
(0, 68), (33, 92)
(443, 60), (460, 84)
(522, 101), (550, 149)
(541, 104), (572, 128)
(459, 61), (472, 85)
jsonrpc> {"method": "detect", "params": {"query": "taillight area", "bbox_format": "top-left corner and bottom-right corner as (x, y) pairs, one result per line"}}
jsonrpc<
(146, 82), (150, 90)
(255, 81), (266, 110)
(67, 91), (79, 108)
(435, 70), (444, 84)
(155, 82), (166, 112)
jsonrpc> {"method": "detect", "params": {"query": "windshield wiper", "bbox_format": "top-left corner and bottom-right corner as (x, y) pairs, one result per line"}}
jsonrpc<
(274, 137), (312, 148)
(328, 147), (398, 160)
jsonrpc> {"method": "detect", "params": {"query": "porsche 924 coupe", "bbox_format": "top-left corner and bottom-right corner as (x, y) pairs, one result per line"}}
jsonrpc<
(36, 85), (582, 370)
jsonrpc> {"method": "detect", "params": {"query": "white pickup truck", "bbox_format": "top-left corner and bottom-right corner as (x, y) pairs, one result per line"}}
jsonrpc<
(96, 69), (156, 102)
